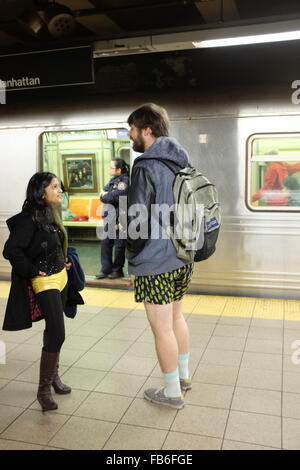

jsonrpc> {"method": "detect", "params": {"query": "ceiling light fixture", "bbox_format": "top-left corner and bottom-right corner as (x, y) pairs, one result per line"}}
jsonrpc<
(192, 30), (300, 48)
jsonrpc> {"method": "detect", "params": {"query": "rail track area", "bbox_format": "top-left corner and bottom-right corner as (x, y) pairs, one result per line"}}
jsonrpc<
(0, 281), (300, 450)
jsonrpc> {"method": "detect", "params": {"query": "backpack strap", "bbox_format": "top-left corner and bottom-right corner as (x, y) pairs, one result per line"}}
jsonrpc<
(154, 158), (182, 174)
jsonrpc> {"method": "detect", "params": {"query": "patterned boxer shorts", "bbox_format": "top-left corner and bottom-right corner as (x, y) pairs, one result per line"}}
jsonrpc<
(134, 263), (194, 304)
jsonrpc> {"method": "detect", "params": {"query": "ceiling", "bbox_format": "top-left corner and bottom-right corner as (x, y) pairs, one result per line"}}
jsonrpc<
(0, 0), (300, 55)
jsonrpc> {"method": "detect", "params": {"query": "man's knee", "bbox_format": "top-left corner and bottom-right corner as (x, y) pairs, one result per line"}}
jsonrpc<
(149, 320), (173, 338)
(173, 310), (184, 322)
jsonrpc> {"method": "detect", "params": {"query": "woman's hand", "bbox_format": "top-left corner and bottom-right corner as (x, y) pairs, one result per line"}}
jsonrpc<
(39, 271), (47, 276)
(65, 261), (72, 270)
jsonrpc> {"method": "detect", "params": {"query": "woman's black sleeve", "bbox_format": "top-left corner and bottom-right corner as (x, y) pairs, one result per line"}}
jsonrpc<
(3, 216), (40, 279)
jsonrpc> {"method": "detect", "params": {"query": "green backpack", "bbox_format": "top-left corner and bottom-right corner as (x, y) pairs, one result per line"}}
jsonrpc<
(156, 159), (221, 263)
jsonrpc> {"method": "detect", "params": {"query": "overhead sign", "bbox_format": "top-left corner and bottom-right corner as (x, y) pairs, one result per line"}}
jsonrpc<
(0, 45), (94, 91)
(107, 129), (129, 139)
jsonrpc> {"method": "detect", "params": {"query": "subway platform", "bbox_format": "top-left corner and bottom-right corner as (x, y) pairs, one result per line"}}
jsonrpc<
(0, 281), (300, 450)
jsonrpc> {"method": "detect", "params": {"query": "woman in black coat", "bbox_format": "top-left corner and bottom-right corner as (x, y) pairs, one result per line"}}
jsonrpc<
(2, 172), (72, 412)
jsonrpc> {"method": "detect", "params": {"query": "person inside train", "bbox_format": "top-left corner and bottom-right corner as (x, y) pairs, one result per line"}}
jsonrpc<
(126, 103), (193, 410)
(2, 172), (72, 412)
(251, 154), (300, 204)
(282, 176), (300, 206)
(96, 158), (129, 279)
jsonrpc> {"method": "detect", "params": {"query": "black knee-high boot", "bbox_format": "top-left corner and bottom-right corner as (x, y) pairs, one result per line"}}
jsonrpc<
(37, 350), (59, 411)
(43, 330), (71, 395)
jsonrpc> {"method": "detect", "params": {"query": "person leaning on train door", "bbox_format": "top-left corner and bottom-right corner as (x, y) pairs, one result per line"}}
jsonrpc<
(2, 172), (72, 412)
(96, 158), (129, 279)
(126, 103), (194, 410)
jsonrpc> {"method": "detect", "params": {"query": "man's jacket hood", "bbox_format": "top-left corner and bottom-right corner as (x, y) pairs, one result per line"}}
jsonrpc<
(135, 136), (189, 168)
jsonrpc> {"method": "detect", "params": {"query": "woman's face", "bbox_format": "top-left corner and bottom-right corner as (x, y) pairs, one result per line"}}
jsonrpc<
(43, 177), (63, 205)
(108, 161), (121, 177)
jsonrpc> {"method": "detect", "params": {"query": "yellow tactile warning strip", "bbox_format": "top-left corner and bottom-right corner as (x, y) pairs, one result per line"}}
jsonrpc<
(0, 281), (300, 321)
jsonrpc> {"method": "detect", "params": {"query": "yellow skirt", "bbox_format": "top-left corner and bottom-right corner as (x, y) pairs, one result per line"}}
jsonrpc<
(31, 268), (68, 295)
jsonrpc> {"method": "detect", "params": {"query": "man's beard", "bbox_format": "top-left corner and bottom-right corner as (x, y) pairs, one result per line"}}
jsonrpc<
(131, 133), (145, 153)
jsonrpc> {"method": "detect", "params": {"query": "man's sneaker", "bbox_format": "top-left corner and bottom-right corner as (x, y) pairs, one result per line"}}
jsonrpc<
(180, 378), (192, 392)
(144, 387), (184, 409)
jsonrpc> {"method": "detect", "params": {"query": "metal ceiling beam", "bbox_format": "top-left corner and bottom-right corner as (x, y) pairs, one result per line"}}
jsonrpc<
(73, 0), (203, 17)
(195, 0), (240, 23)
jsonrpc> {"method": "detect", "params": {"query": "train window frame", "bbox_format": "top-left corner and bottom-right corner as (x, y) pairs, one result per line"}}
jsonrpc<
(246, 132), (300, 212)
(40, 125), (132, 226)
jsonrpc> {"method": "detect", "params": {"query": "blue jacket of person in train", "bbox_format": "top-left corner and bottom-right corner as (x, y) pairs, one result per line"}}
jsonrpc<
(126, 136), (191, 276)
(100, 172), (129, 227)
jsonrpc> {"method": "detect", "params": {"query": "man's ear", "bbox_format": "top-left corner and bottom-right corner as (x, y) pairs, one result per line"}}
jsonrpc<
(143, 127), (153, 137)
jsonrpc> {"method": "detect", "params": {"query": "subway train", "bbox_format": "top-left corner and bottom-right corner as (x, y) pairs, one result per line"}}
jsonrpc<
(0, 46), (300, 301)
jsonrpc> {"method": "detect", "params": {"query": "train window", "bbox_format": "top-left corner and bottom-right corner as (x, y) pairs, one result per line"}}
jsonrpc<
(247, 134), (300, 211)
(41, 128), (130, 222)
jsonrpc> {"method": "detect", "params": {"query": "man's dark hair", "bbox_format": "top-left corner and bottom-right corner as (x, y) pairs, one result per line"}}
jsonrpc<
(127, 103), (170, 137)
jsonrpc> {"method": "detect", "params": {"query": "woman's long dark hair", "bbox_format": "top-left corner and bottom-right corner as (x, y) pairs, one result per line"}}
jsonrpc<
(22, 172), (57, 230)
(112, 158), (129, 174)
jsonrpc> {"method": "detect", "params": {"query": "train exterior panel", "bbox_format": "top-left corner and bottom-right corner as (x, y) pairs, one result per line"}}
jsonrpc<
(0, 81), (299, 299)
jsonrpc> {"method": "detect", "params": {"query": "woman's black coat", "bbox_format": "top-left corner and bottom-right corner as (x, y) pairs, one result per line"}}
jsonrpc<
(2, 210), (82, 331)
